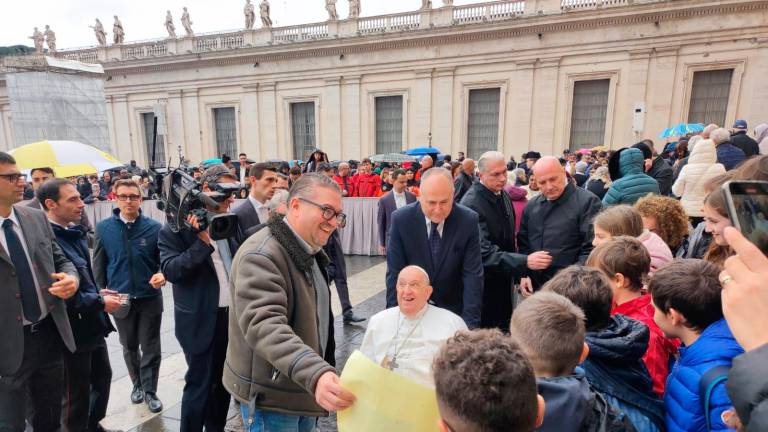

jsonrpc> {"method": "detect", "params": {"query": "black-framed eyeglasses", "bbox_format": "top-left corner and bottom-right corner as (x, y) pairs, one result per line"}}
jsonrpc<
(116, 194), (142, 202)
(0, 173), (24, 183)
(298, 198), (346, 227)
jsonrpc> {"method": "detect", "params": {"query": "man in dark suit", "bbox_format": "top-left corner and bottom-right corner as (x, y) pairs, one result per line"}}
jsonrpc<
(235, 153), (251, 184)
(385, 168), (484, 328)
(38, 178), (118, 432)
(453, 158), (475, 202)
(233, 162), (277, 244)
(377, 169), (416, 254)
(158, 164), (238, 432)
(0, 152), (80, 432)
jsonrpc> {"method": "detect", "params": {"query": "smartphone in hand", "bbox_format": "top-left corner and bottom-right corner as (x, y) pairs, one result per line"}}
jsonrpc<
(722, 180), (768, 255)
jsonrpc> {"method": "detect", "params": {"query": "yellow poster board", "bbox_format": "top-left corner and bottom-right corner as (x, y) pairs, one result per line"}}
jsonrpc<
(338, 351), (441, 432)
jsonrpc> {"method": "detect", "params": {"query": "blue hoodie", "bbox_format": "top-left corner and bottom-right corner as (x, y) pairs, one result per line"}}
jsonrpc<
(582, 314), (666, 432)
(537, 369), (635, 432)
(665, 318), (744, 432)
(603, 148), (660, 206)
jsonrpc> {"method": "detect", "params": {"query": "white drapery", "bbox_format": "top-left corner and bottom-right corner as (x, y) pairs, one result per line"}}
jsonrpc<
(688, 69), (733, 127)
(291, 102), (316, 160)
(569, 79), (610, 150)
(214, 107), (237, 158)
(467, 88), (501, 159)
(375, 95), (403, 155)
(142, 112), (166, 168)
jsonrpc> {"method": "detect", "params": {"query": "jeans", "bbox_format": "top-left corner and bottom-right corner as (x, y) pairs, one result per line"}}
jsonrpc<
(240, 404), (316, 432)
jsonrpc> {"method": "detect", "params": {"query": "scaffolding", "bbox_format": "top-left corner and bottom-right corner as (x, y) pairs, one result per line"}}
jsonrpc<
(3, 56), (110, 152)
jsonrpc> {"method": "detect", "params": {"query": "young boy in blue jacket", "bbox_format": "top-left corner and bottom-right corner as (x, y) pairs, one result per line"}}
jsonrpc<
(648, 259), (744, 432)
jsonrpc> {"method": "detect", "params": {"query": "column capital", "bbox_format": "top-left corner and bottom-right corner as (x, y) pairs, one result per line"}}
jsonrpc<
(343, 75), (361, 85)
(259, 82), (276, 91)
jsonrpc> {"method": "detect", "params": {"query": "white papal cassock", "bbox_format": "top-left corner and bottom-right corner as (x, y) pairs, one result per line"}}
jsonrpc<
(359, 304), (467, 388)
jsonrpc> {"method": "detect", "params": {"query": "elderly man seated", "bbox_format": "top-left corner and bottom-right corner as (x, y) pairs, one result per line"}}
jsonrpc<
(360, 265), (467, 388)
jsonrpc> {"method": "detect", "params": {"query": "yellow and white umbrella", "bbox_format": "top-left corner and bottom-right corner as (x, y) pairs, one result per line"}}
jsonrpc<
(9, 140), (123, 178)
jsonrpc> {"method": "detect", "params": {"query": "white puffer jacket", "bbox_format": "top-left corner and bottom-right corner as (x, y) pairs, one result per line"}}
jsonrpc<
(672, 139), (725, 217)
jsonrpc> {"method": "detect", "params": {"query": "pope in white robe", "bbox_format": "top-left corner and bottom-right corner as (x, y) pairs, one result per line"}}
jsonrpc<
(360, 265), (467, 388)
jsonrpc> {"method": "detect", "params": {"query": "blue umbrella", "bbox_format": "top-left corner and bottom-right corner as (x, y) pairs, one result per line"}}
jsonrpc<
(201, 158), (223, 167)
(659, 123), (705, 138)
(405, 147), (441, 156)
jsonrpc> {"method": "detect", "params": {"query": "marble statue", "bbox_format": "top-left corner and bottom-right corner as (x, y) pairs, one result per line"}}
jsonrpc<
(113, 16), (125, 44)
(44, 25), (56, 53)
(165, 11), (177, 38)
(326, 0), (338, 21)
(181, 7), (194, 36)
(28, 27), (44, 54)
(348, 0), (360, 18)
(421, 0), (432, 9)
(260, 0), (272, 28)
(244, 0), (256, 29)
(90, 18), (107, 46)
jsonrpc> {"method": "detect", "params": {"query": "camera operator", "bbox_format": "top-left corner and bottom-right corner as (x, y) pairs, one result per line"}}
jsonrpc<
(157, 164), (239, 432)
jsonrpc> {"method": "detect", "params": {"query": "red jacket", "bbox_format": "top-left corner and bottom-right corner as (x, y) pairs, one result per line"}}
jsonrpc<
(611, 294), (680, 397)
(353, 173), (381, 197)
(333, 175), (356, 197)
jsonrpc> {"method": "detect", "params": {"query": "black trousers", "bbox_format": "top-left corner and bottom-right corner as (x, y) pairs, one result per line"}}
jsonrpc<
(180, 308), (231, 432)
(61, 340), (112, 432)
(113, 295), (163, 393)
(325, 231), (352, 313)
(0, 316), (65, 432)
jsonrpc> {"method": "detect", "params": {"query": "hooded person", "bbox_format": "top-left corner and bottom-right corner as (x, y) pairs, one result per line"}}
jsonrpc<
(671, 139), (726, 219)
(302, 149), (329, 173)
(632, 141), (673, 196)
(755, 123), (768, 155)
(602, 148), (660, 206)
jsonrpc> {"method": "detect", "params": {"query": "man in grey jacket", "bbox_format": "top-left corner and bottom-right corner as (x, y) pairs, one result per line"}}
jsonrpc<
(225, 173), (355, 431)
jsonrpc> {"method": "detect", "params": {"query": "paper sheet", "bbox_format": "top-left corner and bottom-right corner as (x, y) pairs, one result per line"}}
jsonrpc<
(337, 350), (441, 432)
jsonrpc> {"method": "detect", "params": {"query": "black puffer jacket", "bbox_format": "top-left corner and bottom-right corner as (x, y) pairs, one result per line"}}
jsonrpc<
(727, 343), (768, 432)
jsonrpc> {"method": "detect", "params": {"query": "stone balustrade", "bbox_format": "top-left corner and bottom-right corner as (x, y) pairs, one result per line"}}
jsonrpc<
(23, 0), (646, 64)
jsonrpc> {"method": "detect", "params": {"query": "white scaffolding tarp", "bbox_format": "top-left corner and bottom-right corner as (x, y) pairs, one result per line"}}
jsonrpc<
(6, 71), (110, 152)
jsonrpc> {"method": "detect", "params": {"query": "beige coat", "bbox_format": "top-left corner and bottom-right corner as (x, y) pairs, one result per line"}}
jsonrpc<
(672, 139), (726, 217)
(223, 217), (336, 417)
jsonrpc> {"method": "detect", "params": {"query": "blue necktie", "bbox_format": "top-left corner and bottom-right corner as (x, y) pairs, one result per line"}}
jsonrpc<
(3, 219), (41, 322)
(429, 222), (441, 267)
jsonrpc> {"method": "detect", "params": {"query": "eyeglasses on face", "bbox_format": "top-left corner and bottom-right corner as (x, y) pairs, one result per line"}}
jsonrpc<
(298, 197), (346, 227)
(0, 173), (24, 183)
(116, 194), (142, 202)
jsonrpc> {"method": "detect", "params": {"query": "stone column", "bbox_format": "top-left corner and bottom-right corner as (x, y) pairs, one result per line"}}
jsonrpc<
(0, 104), (12, 151)
(341, 75), (361, 160)
(110, 94), (134, 163)
(322, 77), (342, 159)
(628, 49), (651, 142)
(182, 89), (204, 163)
(166, 89), (186, 160)
(507, 59), (536, 155)
(411, 69), (433, 149)
(258, 82), (279, 159)
(530, 58), (560, 155)
(241, 84), (261, 161)
(645, 47), (679, 142)
(431, 67), (455, 154)
(748, 38), (768, 126)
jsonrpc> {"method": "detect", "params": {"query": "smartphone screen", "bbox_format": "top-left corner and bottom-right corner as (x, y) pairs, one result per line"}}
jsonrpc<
(723, 181), (768, 255)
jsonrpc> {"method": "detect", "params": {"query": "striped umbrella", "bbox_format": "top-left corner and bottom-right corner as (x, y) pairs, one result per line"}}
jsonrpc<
(9, 140), (122, 178)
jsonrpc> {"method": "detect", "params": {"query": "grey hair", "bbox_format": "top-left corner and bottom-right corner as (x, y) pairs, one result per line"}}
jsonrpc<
(710, 128), (731, 145)
(338, 162), (349, 169)
(266, 188), (289, 212)
(287, 172), (341, 202)
(401, 265), (430, 285)
(420, 167), (454, 188)
(477, 151), (506, 173)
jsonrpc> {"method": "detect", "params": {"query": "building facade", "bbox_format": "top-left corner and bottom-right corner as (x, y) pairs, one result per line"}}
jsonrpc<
(1, 0), (767, 164)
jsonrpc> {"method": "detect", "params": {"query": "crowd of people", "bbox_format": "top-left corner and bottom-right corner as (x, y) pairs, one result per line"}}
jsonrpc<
(1, 118), (768, 432)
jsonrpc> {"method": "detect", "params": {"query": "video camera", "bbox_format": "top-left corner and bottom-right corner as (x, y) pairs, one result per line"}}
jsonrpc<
(155, 168), (240, 240)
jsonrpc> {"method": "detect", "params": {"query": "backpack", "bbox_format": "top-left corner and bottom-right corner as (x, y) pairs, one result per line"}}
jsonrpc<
(698, 365), (731, 431)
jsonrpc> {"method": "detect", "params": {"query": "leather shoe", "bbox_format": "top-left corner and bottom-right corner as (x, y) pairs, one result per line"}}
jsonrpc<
(130, 385), (144, 404)
(343, 311), (366, 324)
(144, 392), (163, 413)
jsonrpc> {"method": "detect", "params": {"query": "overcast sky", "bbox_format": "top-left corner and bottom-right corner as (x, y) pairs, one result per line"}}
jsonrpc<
(0, 0), (483, 49)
